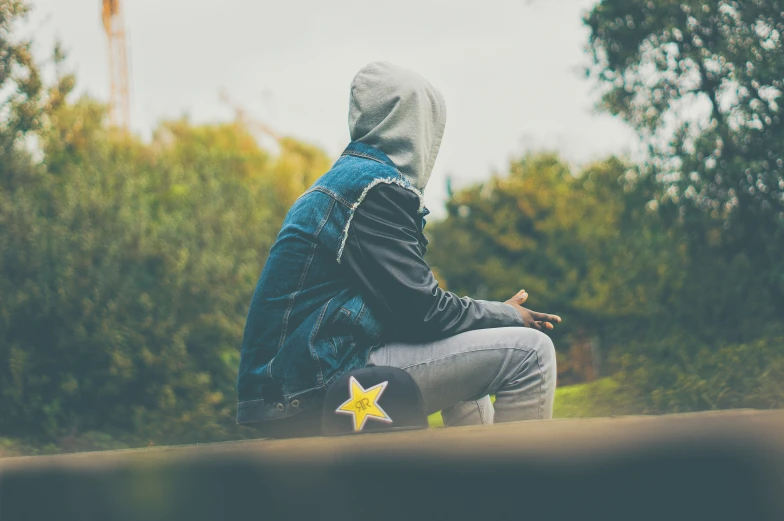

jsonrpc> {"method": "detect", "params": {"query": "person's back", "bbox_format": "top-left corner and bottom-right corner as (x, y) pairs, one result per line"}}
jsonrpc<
(237, 62), (561, 438)
(236, 140), (412, 429)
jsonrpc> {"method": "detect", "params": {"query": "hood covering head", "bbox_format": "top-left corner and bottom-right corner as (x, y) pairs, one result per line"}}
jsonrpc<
(348, 62), (446, 192)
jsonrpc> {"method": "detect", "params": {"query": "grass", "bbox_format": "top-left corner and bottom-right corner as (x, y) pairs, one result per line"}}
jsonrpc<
(428, 377), (636, 427)
(0, 431), (135, 458)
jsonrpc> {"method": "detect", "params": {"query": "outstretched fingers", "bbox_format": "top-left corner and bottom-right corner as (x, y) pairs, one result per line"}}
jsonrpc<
(532, 311), (561, 324)
(532, 311), (561, 331)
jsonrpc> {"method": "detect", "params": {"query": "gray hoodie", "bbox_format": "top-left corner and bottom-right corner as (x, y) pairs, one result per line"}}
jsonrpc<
(348, 62), (447, 192)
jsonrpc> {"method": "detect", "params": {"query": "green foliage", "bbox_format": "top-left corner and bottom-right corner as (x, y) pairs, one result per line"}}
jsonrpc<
(428, 154), (660, 370)
(583, 0), (784, 411)
(429, 144), (783, 411)
(430, 154), (610, 317)
(0, 0), (42, 144)
(0, 102), (330, 441)
(586, 0), (784, 303)
(620, 336), (784, 413)
(4, 102), (235, 440)
(0, 2), (331, 442)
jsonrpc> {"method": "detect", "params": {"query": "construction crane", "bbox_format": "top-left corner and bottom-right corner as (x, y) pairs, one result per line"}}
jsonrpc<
(101, 0), (130, 130)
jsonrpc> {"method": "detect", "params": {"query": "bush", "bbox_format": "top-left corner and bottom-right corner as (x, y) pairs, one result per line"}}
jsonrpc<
(0, 97), (328, 443)
(618, 336), (784, 413)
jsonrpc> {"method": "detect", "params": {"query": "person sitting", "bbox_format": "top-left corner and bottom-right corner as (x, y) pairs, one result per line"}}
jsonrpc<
(236, 62), (561, 438)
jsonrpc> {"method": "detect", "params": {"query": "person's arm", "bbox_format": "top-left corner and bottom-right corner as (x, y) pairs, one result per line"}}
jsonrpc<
(341, 183), (525, 340)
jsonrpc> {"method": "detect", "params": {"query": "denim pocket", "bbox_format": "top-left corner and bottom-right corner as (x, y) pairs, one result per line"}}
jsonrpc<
(327, 308), (355, 355)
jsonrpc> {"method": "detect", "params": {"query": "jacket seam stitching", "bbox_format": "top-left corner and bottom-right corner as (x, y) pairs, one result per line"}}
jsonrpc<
(314, 196), (337, 237)
(283, 385), (325, 400)
(237, 398), (266, 406)
(309, 186), (354, 209)
(275, 242), (318, 353)
(308, 297), (335, 386)
(266, 358), (274, 381)
(342, 150), (392, 166)
(356, 301), (367, 323)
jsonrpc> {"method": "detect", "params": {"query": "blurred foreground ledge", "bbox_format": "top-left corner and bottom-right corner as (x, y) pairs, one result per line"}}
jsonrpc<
(2, 410), (784, 521)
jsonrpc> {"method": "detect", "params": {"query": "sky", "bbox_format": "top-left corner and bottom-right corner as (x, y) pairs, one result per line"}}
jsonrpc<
(26, 0), (636, 216)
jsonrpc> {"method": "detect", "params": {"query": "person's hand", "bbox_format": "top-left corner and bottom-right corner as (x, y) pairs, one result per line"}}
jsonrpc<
(504, 289), (561, 331)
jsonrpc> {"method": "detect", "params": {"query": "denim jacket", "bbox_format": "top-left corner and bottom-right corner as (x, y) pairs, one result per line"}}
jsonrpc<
(236, 142), (426, 424)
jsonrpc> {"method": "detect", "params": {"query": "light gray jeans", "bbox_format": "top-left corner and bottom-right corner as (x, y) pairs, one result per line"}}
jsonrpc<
(368, 327), (557, 426)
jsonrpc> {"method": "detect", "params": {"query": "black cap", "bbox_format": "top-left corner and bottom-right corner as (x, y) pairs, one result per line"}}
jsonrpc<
(322, 366), (428, 436)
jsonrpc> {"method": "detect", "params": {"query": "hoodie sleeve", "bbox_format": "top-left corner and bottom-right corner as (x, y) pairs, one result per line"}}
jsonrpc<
(341, 183), (525, 341)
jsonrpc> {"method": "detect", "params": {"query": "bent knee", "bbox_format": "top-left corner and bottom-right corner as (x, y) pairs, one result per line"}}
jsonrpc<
(510, 328), (556, 376)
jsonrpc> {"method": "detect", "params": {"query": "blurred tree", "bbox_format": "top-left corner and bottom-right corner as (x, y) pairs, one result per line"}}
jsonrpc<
(586, 0), (784, 307)
(0, 1), (332, 440)
(0, 0), (46, 435)
(0, 0), (41, 152)
(427, 154), (661, 383)
(584, 0), (784, 411)
(2, 99), (331, 441)
(429, 147), (784, 406)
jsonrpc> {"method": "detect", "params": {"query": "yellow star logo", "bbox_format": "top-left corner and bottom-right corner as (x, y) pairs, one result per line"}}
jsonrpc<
(335, 376), (393, 431)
